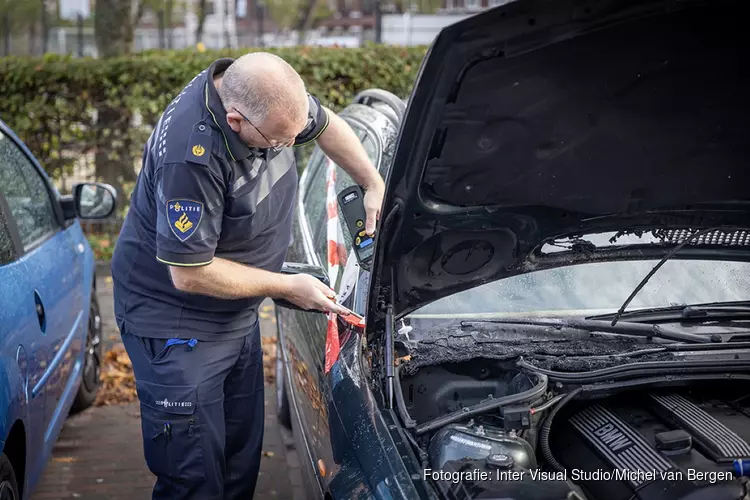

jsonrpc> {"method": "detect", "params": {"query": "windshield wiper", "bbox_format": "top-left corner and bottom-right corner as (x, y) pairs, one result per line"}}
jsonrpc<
(459, 317), (719, 344)
(609, 227), (734, 327)
(588, 301), (750, 323)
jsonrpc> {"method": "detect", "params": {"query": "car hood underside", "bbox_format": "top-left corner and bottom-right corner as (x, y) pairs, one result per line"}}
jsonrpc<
(367, 0), (750, 329)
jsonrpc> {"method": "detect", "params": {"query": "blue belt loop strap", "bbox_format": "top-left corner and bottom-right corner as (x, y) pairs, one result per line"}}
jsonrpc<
(164, 338), (200, 350)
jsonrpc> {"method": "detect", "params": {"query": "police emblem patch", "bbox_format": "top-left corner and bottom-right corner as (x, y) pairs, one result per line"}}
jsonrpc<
(167, 199), (204, 242)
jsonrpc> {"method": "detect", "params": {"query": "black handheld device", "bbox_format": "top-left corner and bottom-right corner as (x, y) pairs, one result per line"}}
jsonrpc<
(337, 185), (375, 269)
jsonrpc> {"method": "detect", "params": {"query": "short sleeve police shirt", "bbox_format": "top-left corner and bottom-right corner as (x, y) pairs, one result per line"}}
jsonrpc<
(111, 58), (329, 340)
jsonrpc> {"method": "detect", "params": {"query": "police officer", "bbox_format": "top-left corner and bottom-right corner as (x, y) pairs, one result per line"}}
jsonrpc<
(111, 52), (385, 499)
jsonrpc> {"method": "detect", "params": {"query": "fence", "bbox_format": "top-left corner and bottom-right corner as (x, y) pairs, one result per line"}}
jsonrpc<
(1, 12), (475, 56)
(2, 26), (367, 57)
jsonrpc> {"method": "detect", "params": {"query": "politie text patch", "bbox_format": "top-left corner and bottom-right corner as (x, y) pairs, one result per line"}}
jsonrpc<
(167, 199), (204, 242)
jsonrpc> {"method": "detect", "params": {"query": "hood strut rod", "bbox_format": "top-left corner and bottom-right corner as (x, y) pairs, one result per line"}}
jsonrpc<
(385, 303), (395, 409)
(377, 202), (401, 409)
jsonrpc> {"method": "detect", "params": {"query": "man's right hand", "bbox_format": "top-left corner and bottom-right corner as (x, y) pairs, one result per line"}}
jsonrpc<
(281, 274), (349, 315)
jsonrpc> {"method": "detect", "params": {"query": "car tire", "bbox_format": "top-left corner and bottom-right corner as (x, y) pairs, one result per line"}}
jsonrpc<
(71, 288), (102, 414)
(276, 329), (293, 429)
(0, 452), (20, 500)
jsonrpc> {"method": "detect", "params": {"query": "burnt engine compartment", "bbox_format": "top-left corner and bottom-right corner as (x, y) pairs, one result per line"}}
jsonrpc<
(400, 360), (750, 500)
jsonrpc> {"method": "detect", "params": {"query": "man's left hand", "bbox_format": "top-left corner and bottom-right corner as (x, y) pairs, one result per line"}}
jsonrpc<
(363, 179), (385, 237)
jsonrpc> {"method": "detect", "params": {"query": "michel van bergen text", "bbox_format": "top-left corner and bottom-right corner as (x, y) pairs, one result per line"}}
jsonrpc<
(423, 468), (733, 484)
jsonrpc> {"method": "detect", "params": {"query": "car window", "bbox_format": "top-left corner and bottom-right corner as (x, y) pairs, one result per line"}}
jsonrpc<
(311, 132), (378, 270)
(304, 121), (370, 267)
(329, 133), (380, 260)
(302, 149), (328, 264)
(0, 205), (14, 266)
(0, 131), (59, 250)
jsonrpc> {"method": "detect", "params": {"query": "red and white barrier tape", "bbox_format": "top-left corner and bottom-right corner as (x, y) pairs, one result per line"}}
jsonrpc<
(323, 158), (367, 373)
(324, 158), (341, 374)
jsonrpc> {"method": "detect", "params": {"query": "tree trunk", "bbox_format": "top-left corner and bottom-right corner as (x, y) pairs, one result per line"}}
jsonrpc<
(28, 20), (36, 55)
(166, 0), (174, 48)
(295, 0), (317, 45)
(94, 0), (136, 57)
(195, 0), (208, 43)
(2, 14), (10, 56)
(93, 0), (140, 203)
(40, 0), (48, 54)
(223, 0), (231, 48)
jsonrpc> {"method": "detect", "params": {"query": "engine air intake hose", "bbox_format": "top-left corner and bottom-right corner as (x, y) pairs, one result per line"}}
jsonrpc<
(540, 387), (583, 473)
(415, 373), (548, 435)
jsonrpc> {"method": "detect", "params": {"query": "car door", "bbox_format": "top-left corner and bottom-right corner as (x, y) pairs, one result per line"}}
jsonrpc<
(279, 101), (398, 494)
(0, 129), (85, 465)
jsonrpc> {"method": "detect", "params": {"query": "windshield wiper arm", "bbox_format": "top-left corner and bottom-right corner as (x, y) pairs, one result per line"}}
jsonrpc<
(610, 227), (733, 327)
(460, 317), (719, 344)
(588, 301), (750, 323)
(682, 304), (750, 318)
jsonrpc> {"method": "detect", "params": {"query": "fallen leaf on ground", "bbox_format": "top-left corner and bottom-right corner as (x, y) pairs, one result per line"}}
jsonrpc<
(261, 337), (277, 385)
(94, 343), (137, 406)
(53, 457), (77, 463)
(262, 451), (275, 457)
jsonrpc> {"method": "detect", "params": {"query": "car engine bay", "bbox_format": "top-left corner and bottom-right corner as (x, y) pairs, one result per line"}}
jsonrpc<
(396, 356), (750, 500)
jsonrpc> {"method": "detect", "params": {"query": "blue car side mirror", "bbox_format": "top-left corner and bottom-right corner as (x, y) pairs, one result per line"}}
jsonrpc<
(60, 182), (117, 221)
(74, 183), (117, 219)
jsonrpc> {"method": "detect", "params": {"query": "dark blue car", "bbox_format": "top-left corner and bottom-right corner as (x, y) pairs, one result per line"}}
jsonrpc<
(0, 119), (116, 500)
(274, 0), (750, 499)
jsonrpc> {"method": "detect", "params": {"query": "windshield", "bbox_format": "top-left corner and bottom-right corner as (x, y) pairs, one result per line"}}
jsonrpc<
(407, 259), (750, 318)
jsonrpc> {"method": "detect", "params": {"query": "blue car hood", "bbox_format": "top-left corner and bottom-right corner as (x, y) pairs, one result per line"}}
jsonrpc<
(366, 0), (750, 332)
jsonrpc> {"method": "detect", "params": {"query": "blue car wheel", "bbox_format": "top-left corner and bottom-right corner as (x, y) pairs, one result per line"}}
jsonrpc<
(0, 453), (19, 500)
(71, 287), (102, 413)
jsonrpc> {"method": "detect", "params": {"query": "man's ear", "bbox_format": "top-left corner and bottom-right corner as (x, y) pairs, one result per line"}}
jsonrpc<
(225, 111), (242, 132)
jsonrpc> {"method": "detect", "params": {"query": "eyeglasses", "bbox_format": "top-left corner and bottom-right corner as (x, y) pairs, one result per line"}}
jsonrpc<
(233, 107), (291, 152)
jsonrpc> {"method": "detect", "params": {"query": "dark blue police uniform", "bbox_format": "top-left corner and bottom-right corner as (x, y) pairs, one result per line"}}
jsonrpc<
(111, 58), (329, 500)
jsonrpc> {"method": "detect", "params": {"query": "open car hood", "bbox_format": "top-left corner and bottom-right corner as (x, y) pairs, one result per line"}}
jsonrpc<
(366, 0), (750, 333)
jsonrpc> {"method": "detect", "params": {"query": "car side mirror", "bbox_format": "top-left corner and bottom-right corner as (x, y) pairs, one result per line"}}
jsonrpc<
(60, 182), (117, 221)
(273, 262), (330, 313)
(74, 183), (117, 219)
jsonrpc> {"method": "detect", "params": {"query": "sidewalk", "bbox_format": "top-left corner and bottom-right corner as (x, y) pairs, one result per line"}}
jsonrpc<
(31, 275), (307, 500)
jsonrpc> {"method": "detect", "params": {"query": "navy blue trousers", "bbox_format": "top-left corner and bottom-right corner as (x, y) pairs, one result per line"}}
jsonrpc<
(121, 323), (264, 500)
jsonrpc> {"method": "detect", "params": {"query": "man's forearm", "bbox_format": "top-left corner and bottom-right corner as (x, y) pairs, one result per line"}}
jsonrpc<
(317, 108), (383, 189)
(169, 257), (288, 300)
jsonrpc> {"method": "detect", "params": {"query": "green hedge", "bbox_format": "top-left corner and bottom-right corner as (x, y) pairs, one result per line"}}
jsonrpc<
(0, 45), (428, 189)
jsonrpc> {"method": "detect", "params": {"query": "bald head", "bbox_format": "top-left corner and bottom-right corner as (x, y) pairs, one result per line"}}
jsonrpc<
(218, 52), (309, 126)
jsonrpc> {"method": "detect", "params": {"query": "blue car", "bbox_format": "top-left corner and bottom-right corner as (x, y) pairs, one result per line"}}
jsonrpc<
(0, 119), (116, 500)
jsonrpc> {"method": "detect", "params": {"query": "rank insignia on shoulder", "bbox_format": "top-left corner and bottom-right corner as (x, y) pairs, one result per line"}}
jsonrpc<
(185, 130), (212, 165)
(167, 199), (204, 241)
